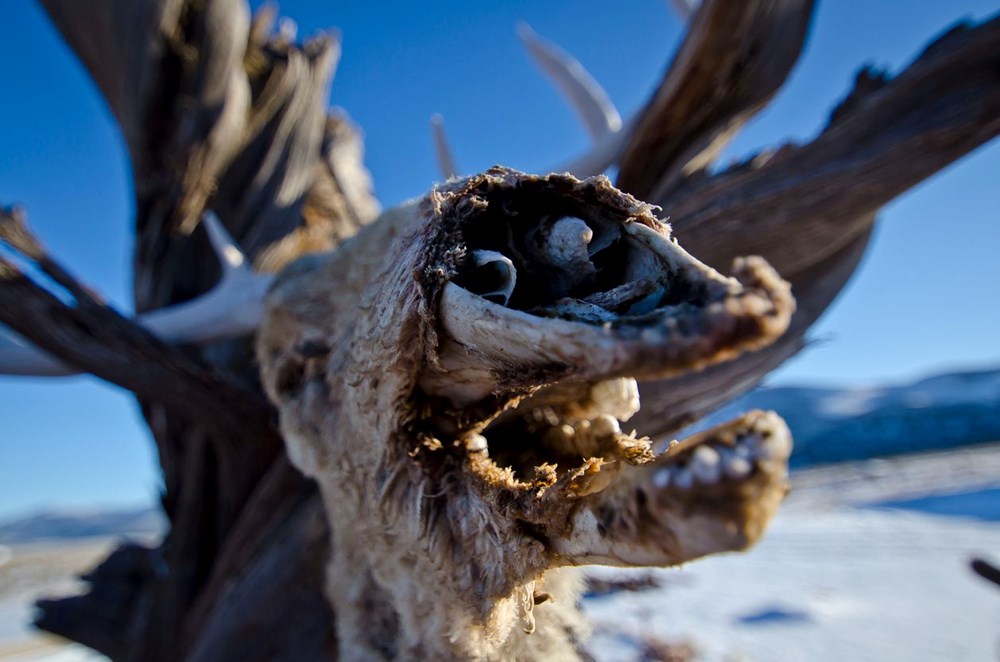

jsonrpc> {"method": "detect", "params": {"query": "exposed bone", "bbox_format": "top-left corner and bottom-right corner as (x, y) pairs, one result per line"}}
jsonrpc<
(524, 217), (596, 300)
(582, 214), (621, 257)
(517, 23), (622, 142)
(456, 249), (517, 306)
(432, 201), (793, 405)
(582, 280), (657, 313)
(549, 410), (791, 567)
(0, 212), (274, 376)
(17, 0), (1000, 656)
(538, 216), (594, 272)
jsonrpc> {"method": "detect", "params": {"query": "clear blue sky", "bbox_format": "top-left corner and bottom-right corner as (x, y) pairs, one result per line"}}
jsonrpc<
(1, 1), (997, 519)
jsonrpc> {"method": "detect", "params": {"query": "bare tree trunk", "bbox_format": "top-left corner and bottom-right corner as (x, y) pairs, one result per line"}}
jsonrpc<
(0, 1), (996, 658)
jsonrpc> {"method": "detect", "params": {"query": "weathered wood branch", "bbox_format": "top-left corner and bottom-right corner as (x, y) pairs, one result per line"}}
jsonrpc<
(632, 15), (1000, 438)
(662, 15), (1000, 277)
(616, 0), (815, 201)
(0, 208), (277, 441)
(28, 3), (378, 658)
(9, 1), (1000, 659)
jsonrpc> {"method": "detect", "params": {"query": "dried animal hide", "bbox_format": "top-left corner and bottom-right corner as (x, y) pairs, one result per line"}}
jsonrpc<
(258, 168), (794, 660)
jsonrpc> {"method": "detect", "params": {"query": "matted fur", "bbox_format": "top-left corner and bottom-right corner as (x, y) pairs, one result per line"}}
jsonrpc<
(258, 169), (794, 660)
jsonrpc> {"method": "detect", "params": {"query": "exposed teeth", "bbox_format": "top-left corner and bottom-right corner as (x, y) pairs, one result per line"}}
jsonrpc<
(722, 455), (752, 480)
(589, 414), (621, 438)
(756, 432), (792, 460)
(732, 442), (754, 460)
(467, 433), (488, 453)
(690, 445), (721, 484)
(651, 419), (790, 491)
(590, 378), (640, 422)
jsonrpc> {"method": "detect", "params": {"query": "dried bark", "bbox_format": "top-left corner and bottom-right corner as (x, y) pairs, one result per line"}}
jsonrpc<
(23, 2), (377, 658)
(0, 0), (995, 658)
(631, 15), (1000, 437)
(617, 0), (815, 201)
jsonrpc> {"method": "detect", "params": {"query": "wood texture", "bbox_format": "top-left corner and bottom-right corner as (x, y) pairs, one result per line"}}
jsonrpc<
(631, 16), (1000, 437)
(3, 0), (997, 658)
(616, 0), (815, 201)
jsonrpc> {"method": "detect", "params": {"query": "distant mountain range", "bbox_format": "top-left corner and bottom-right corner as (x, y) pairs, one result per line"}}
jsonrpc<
(2, 367), (998, 543)
(701, 366), (1000, 467)
(0, 506), (165, 545)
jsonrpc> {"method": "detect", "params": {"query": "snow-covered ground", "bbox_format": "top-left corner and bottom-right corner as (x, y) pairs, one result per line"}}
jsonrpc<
(585, 445), (1000, 661)
(2, 445), (999, 661)
(0, 540), (109, 661)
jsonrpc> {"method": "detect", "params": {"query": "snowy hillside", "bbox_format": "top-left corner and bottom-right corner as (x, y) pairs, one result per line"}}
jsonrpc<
(0, 508), (165, 546)
(698, 366), (1000, 467)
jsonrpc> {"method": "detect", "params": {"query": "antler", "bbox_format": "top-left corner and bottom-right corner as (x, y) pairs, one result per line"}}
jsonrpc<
(0, 211), (273, 376)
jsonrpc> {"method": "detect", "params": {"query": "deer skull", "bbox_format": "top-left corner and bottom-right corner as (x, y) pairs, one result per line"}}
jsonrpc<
(257, 168), (794, 659)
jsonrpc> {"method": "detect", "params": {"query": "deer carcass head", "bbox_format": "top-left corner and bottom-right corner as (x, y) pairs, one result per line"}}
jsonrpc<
(257, 167), (794, 659)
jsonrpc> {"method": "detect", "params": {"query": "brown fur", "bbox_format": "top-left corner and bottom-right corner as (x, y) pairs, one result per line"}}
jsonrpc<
(257, 169), (793, 659)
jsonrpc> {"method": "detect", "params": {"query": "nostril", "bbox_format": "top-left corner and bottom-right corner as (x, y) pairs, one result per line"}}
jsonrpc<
(456, 250), (517, 305)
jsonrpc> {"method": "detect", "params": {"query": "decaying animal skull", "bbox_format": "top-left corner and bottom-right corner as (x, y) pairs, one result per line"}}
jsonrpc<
(2, 0), (997, 658)
(257, 168), (794, 659)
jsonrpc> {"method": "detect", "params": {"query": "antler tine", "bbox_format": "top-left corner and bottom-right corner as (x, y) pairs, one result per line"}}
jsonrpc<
(552, 114), (638, 178)
(517, 22), (622, 143)
(202, 210), (249, 272)
(430, 114), (458, 180)
(139, 213), (274, 345)
(0, 212), (275, 376)
(537, 2), (710, 178)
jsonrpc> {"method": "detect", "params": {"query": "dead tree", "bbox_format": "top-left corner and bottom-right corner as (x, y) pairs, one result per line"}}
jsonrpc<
(0, 0), (997, 659)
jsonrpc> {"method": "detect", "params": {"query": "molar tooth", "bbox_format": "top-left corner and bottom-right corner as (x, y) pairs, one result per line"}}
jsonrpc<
(723, 456), (752, 480)
(732, 438), (755, 460)
(672, 466), (694, 490)
(690, 445), (721, 484)
(467, 433), (488, 453)
(590, 413), (621, 438)
(756, 432), (792, 460)
(590, 378), (640, 422)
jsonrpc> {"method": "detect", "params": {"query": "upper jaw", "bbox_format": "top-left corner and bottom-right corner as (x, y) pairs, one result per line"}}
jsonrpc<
(407, 168), (795, 567)
(419, 167), (795, 409)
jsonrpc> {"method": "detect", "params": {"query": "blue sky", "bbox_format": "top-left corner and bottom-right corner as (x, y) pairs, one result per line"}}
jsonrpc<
(0, 1), (997, 519)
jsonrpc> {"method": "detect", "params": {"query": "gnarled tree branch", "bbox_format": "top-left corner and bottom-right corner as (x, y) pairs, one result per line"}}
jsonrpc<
(633, 14), (1000, 438)
(617, 0), (815, 201)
